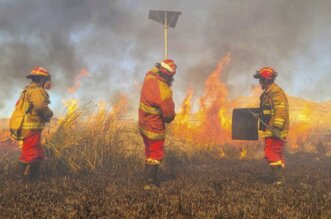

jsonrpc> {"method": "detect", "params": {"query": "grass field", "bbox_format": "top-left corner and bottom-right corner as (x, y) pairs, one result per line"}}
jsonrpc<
(0, 150), (330, 218)
(0, 103), (330, 218)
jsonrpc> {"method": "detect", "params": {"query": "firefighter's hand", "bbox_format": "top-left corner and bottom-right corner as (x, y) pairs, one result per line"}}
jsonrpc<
(273, 127), (282, 138)
(162, 115), (175, 123)
(249, 110), (259, 119)
(41, 115), (51, 123)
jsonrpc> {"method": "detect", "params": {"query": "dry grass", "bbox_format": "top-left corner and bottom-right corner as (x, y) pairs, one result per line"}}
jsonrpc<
(35, 101), (267, 176)
(0, 103), (331, 218)
(40, 100), (143, 175)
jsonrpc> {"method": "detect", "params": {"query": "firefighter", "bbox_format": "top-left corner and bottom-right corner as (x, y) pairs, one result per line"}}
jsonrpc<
(138, 59), (177, 190)
(9, 66), (53, 181)
(254, 67), (289, 185)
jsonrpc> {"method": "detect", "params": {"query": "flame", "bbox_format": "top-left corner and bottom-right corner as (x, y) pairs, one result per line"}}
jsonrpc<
(109, 95), (129, 118)
(67, 69), (89, 94)
(59, 95), (129, 128)
(286, 97), (331, 150)
(174, 53), (331, 153)
(62, 98), (79, 114)
(219, 149), (226, 158)
(174, 53), (232, 145)
(240, 147), (247, 159)
(0, 131), (8, 141)
(175, 88), (194, 126)
(58, 98), (79, 129)
(1, 55), (330, 156)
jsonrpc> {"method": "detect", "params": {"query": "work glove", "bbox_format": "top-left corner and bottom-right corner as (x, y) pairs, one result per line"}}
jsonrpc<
(272, 127), (282, 139)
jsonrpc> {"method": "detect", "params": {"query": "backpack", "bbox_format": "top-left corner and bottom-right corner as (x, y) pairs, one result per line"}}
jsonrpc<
(9, 88), (30, 140)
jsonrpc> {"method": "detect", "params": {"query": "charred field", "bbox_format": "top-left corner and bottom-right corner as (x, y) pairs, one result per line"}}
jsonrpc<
(0, 149), (331, 218)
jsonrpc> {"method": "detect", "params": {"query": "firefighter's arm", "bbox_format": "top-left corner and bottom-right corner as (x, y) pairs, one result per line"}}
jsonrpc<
(158, 82), (176, 123)
(28, 88), (53, 122)
(42, 106), (53, 122)
(160, 98), (176, 123)
(271, 91), (288, 130)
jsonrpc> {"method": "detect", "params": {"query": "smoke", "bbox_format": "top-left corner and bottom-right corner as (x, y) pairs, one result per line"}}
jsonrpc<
(1, 0), (330, 116)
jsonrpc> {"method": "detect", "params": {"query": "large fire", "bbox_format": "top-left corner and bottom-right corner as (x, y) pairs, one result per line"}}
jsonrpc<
(173, 53), (232, 145)
(173, 54), (331, 151)
(1, 54), (330, 154)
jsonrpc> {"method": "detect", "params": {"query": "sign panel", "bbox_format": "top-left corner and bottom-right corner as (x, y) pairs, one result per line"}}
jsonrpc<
(149, 10), (181, 28)
(232, 108), (259, 140)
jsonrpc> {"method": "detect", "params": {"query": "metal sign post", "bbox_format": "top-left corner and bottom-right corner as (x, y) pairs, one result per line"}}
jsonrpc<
(149, 10), (181, 59)
(164, 12), (168, 59)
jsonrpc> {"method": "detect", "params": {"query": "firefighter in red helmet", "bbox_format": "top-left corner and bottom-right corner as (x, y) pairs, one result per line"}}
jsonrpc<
(138, 59), (176, 190)
(9, 66), (53, 181)
(254, 67), (289, 185)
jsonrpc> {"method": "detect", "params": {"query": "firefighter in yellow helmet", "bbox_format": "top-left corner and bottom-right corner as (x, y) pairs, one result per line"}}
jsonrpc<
(254, 67), (289, 185)
(9, 66), (53, 181)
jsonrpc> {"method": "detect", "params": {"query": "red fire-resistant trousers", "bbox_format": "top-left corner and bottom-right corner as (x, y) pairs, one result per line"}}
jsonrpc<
(264, 137), (285, 166)
(19, 130), (45, 163)
(141, 134), (165, 161)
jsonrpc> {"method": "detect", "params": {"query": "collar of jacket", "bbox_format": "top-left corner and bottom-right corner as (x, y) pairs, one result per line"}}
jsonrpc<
(148, 68), (169, 84)
(264, 83), (277, 94)
(29, 82), (43, 88)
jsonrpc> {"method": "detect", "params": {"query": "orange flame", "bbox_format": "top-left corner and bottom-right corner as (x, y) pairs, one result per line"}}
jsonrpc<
(240, 147), (247, 159)
(174, 53), (232, 145)
(174, 53), (331, 152)
(109, 94), (129, 118)
(67, 69), (89, 94)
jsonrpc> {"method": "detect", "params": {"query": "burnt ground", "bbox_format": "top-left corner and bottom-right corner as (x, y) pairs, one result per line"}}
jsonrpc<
(0, 152), (330, 218)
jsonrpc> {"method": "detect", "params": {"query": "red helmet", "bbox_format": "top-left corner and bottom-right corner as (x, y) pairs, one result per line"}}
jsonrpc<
(26, 66), (51, 79)
(254, 67), (277, 80)
(157, 59), (177, 76)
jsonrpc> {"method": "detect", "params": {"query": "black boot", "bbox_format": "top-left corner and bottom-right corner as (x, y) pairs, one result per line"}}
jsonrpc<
(27, 161), (41, 181)
(14, 162), (28, 181)
(271, 165), (285, 186)
(144, 163), (160, 190)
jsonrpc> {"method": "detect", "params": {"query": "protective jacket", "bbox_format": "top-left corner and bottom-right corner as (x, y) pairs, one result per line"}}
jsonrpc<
(259, 83), (289, 139)
(10, 82), (53, 140)
(139, 68), (175, 140)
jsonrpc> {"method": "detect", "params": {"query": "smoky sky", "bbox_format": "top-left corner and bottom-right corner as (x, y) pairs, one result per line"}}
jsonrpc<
(1, 0), (331, 117)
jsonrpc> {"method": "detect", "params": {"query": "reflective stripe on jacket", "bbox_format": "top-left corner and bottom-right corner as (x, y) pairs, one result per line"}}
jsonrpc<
(259, 83), (289, 139)
(12, 82), (53, 139)
(138, 68), (175, 140)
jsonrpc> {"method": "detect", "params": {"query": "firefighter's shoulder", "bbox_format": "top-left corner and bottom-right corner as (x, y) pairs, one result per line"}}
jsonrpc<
(26, 83), (49, 99)
(270, 84), (286, 95)
(145, 68), (158, 80)
(270, 84), (288, 104)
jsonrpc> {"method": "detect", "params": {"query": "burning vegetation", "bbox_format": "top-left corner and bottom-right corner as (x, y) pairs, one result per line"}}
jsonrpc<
(0, 54), (331, 217)
(172, 54), (331, 155)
